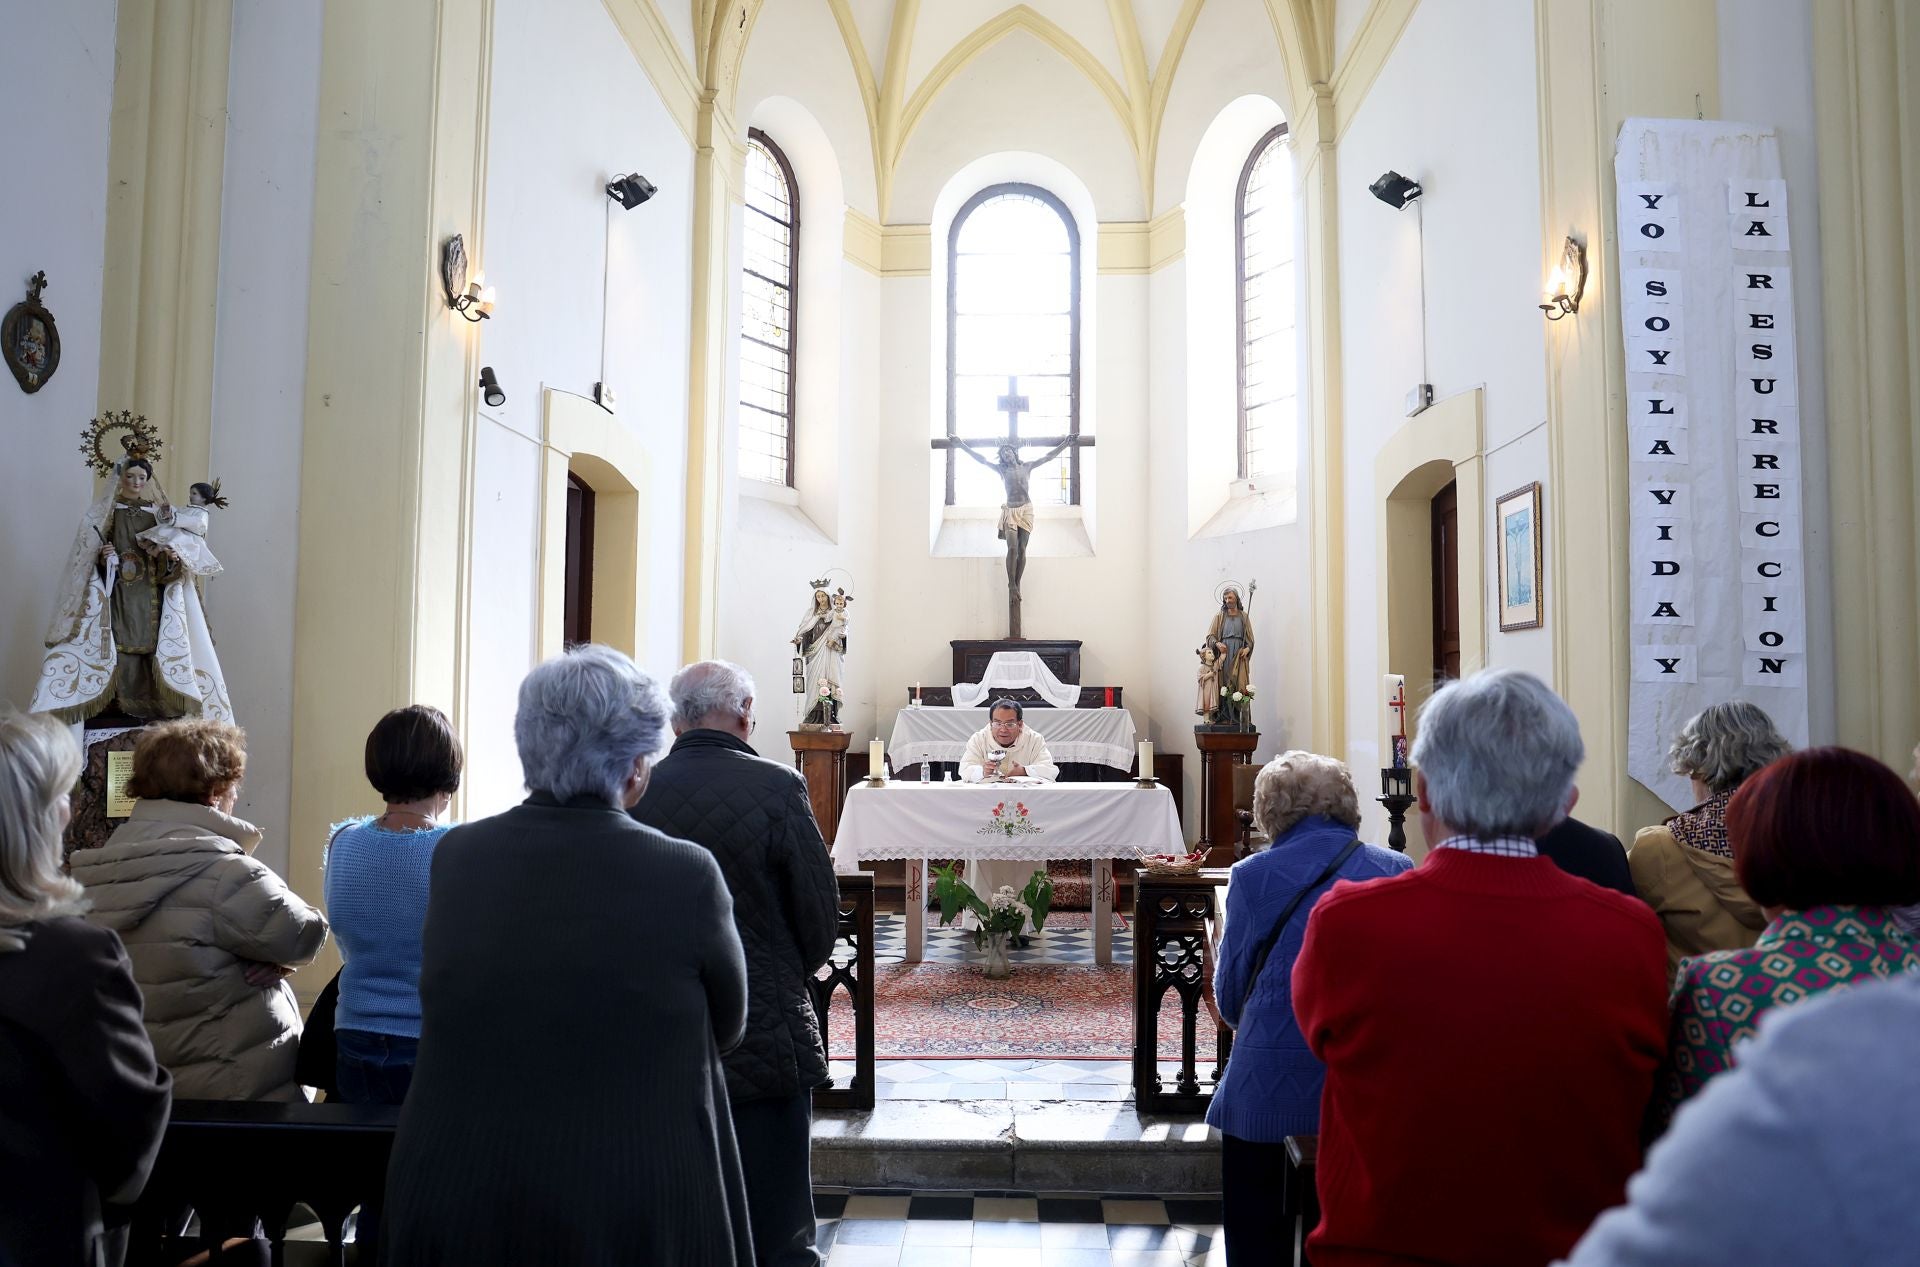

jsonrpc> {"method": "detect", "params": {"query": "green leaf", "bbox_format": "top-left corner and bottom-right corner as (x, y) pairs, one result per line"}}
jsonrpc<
(1021, 868), (1054, 932)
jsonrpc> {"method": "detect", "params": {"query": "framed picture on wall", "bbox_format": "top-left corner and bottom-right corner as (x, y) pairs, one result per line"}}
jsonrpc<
(1495, 482), (1544, 631)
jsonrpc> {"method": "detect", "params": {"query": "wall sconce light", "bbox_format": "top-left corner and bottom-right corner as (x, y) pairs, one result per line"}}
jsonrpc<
(479, 366), (506, 407)
(1540, 235), (1588, 320)
(605, 172), (657, 210)
(441, 233), (496, 322)
(1369, 170), (1423, 209)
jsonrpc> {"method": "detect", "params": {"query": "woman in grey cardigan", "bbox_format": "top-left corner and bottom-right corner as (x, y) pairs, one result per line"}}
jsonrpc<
(382, 645), (752, 1267)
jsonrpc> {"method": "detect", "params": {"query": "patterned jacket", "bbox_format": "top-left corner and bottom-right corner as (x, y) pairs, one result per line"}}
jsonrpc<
(632, 729), (843, 1103)
(1656, 904), (1920, 1123)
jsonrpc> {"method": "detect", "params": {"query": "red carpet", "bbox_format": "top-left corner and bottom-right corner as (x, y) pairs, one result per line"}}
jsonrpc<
(826, 963), (1220, 1061)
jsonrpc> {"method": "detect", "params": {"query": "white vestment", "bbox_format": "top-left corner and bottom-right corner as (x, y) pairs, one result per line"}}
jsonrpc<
(136, 504), (223, 577)
(959, 724), (1058, 927)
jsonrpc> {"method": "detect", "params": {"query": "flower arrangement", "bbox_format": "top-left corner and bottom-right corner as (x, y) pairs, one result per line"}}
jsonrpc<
(1219, 682), (1259, 731)
(931, 863), (1053, 950)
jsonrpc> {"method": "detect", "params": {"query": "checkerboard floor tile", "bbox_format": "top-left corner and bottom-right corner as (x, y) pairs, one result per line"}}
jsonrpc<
(812, 1188), (1224, 1266)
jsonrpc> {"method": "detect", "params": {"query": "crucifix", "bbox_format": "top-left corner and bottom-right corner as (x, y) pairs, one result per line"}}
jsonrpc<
(950, 377), (1093, 638)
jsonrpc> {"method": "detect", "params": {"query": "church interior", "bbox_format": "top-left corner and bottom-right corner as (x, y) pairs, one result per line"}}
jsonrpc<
(4, 0), (1919, 1264)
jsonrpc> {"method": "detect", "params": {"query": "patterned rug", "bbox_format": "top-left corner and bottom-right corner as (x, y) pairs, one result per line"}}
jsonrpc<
(825, 963), (1219, 1061)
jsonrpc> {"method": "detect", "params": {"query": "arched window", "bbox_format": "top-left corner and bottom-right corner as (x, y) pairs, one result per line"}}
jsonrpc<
(938, 183), (1083, 507)
(740, 128), (799, 486)
(1236, 124), (1295, 481)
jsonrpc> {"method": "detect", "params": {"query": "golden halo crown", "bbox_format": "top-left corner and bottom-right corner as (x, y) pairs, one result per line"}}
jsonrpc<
(80, 410), (164, 477)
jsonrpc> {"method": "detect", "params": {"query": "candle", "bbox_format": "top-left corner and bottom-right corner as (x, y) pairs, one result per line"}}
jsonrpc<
(869, 739), (885, 780)
(1383, 674), (1408, 768)
(1138, 740), (1153, 779)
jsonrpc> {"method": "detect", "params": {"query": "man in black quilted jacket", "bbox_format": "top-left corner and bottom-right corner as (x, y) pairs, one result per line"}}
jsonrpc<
(633, 660), (843, 1267)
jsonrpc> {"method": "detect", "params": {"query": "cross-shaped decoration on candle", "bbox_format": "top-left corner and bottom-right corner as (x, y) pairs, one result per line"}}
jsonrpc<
(1387, 683), (1408, 739)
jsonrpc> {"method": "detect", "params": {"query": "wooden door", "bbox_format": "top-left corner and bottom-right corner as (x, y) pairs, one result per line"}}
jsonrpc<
(1431, 480), (1460, 683)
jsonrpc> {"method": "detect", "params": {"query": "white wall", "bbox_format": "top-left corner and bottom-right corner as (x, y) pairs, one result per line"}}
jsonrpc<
(1334, 0), (1547, 836)
(0, 0), (117, 719)
(208, 0), (324, 875)
(461, 0), (696, 815)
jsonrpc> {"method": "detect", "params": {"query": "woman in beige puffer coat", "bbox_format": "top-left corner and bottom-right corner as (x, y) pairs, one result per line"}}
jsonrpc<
(72, 719), (329, 1101)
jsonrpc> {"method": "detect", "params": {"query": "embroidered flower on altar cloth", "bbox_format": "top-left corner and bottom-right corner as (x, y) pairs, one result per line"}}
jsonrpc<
(978, 800), (1042, 836)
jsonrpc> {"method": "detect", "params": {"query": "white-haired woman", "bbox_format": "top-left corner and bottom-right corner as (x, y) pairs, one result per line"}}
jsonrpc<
(0, 711), (171, 1267)
(1207, 750), (1411, 1265)
(381, 645), (752, 1267)
(1630, 701), (1792, 978)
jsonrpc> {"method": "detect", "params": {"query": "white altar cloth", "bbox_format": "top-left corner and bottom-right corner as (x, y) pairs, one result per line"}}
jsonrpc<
(951, 650), (1080, 708)
(888, 706), (1137, 771)
(832, 781), (1181, 963)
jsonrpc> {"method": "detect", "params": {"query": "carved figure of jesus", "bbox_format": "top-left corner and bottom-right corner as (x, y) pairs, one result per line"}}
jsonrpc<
(958, 439), (1071, 638)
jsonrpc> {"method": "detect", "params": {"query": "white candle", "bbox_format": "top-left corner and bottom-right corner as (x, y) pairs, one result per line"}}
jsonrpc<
(1138, 740), (1153, 779)
(1383, 674), (1407, 766)
(869, 739), (884, 779)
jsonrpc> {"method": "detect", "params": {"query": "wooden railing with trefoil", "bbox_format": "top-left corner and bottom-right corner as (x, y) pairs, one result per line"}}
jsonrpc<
(1131, 869), (1233, 1113)
(809, 872), (876, 1110)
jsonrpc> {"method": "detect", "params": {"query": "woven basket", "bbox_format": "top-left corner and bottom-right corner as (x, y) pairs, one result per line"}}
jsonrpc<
(1138, 860), (1205, 877)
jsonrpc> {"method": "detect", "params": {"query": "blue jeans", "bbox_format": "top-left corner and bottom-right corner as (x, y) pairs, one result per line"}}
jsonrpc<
(335, 1028), (418, 1106)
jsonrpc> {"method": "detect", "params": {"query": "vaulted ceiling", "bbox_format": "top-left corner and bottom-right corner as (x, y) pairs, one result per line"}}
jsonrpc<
(680, 0), (1348, 216)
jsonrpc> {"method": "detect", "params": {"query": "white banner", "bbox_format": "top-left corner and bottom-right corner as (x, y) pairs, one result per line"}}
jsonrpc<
(1618, 120), (1811, 810)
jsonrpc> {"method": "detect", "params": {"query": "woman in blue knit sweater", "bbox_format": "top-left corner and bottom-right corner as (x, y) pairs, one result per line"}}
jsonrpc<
(1208, 750), (1411, 1265)
(323, 705), (464, 1104)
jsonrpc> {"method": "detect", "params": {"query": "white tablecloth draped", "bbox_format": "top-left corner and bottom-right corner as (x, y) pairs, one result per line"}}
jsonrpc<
(830, 781), (1181, 869)
(888, 707), (1138, 771)
(950, 650), (1081, 708)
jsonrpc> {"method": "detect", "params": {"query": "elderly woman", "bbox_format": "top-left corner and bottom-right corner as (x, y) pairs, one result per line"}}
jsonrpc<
(1630, 702), (1791, 978)
(1654, 747), (1920, 1127)
(324, 704), (465, 1105)
(72, 719), (329, 1100)
(382, 645), (752, 1267)
(0, 712), (171, 1267)
(1207, 750), (1411, 1265)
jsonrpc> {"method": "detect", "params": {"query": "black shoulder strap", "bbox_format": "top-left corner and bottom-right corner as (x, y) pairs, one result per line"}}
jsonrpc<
(1243, 839), (1364, 996)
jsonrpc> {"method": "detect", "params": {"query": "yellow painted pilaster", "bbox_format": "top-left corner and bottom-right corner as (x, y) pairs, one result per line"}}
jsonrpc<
(96, 0), (232, 491)
(680, 94), (741, 662)
(1812, 3), (1920, 767)
(1535, 0), (1718, 835)
(285, 0), (493, 1001)
(1298, 85), (1346, 758)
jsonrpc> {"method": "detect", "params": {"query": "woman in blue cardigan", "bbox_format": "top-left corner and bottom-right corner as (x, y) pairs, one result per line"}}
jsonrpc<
(1209, 750), (1412, 1265)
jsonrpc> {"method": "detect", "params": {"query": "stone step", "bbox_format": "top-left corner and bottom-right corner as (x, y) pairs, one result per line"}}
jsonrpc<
(812, 1099), (1222, 1193)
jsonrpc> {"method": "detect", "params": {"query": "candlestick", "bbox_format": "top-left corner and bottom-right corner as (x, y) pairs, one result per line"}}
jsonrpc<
(869, 739), (885, 781)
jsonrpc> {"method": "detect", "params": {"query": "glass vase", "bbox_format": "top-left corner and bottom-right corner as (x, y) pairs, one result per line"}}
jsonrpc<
(983, 931), (1012, 979)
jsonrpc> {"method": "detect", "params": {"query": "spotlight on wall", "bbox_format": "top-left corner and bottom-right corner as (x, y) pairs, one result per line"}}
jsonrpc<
(606, 173), (658, 210)
(441, 233), (496, 322)
(1540, 235), (1589, 321)
(1369, 170), (1424, 210)
(479, 366), (506, 408)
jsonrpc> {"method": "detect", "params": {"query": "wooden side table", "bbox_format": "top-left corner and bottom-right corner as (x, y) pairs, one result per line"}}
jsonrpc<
(1194, 728), (1260, 866)
(788, 729), (852, 844)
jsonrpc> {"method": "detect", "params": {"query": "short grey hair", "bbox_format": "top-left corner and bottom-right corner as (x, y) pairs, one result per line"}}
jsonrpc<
(1254, 750), (1361, 839)
(1411, 669), (1584, 839)
(1667, 701), (1791, 794)
(671, 660), (755, 730)
(0, 711), (87, 951)
(515, 644), (670, 805)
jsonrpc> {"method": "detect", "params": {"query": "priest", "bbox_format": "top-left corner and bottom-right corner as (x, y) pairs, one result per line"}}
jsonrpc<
(960, 699), (1057, 943)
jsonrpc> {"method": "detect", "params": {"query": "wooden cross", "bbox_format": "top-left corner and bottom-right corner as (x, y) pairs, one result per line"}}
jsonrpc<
(996, 377), (1030, 436)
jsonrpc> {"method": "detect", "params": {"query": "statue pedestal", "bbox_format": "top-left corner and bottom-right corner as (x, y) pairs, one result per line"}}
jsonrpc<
(1195, 728), (1260, 866)
(790, 729), (852, 845)
(65, 723), (151, 859)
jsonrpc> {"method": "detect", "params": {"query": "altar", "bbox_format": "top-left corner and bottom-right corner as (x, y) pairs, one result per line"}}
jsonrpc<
(830, 780), (1183, 964)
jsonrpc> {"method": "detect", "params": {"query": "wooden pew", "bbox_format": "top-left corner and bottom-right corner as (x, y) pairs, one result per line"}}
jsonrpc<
(1282, 1134), (1320, 1266)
